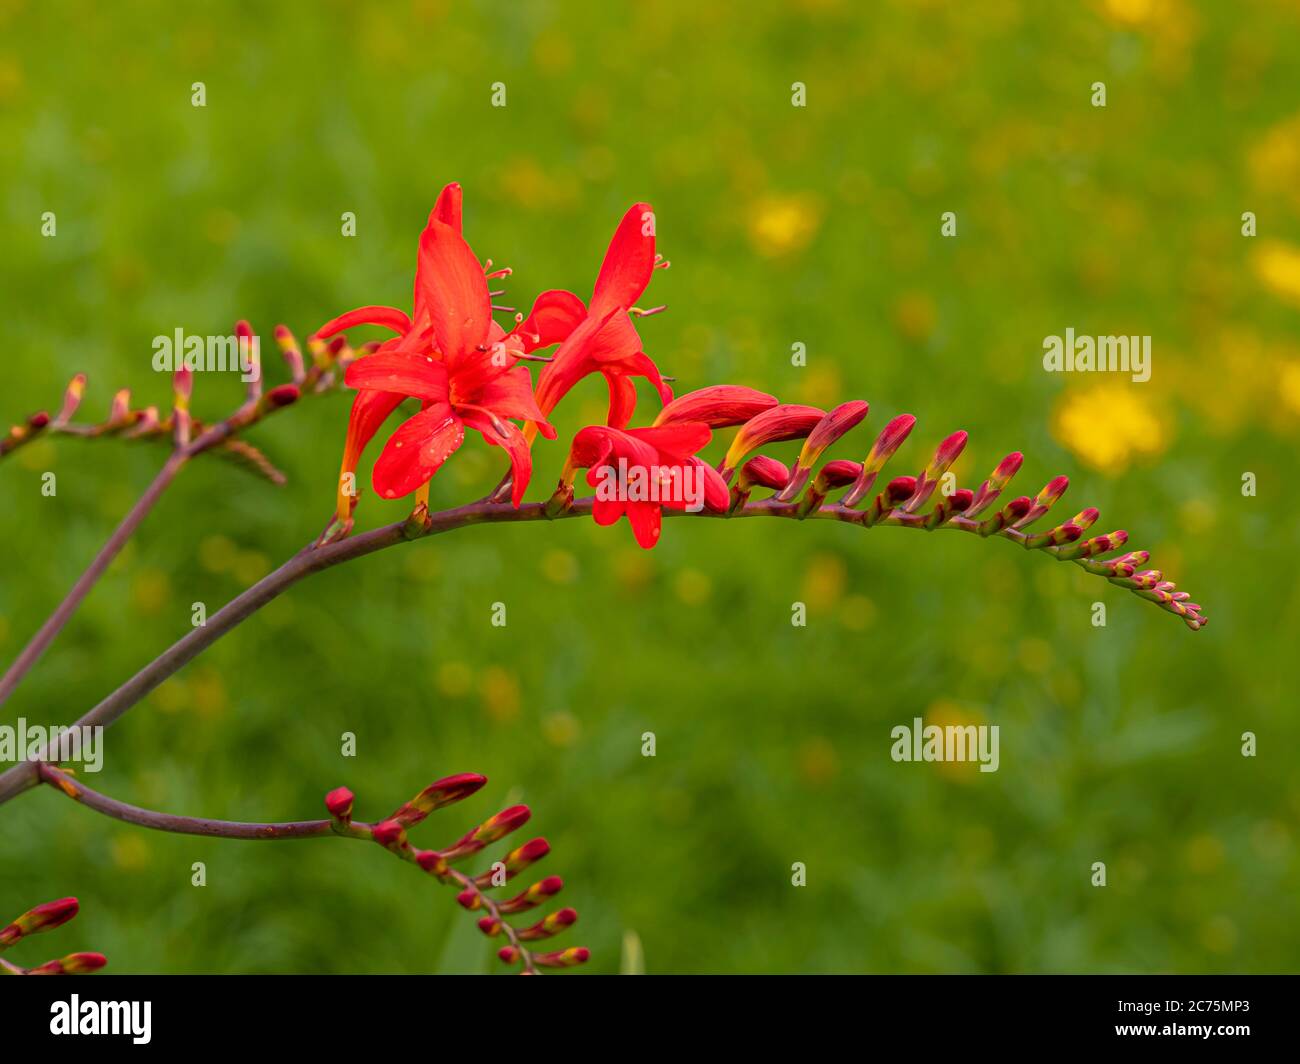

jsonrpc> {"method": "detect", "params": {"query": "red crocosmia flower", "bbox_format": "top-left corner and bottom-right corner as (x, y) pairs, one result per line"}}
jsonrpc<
(564, 422), (730, 549)
(343, 219), (557, 507)
(316, 183), (464, 521)
(316, 182), (562, 516)
(530, 203), (672, 436)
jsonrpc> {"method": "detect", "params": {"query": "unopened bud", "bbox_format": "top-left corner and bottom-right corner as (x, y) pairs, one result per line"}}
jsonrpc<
(532, 946), (590, 968)
(0, 897), (79, 947)
(324, 786), (354, 821)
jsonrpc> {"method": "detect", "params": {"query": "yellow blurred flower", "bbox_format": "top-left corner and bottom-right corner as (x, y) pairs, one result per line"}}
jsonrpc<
(748, 193), (821, 257)
(673, 568), (712, 606)
(541, 710), (581, 748)
(839, 593), (876, 630)
(796, 364), (843, 408)
(923, 699), (988, 783)
(191, 667), (227, 719)
(894, 291), (937, 343)
(1251, 240), (1300, 308)
(480, 666), (520, 723)
(541, 549), (579, 584)
(130, 569), (171, 616)
(801, 552), (847, 613)
(1281, 362), (1300, 417)
(1249, 113), (1300, 208)
(110, 832), (152, 871)
(1051, 383), (1168, 474)
(198, 534), (237, 574)
(797, 736), (839, 785)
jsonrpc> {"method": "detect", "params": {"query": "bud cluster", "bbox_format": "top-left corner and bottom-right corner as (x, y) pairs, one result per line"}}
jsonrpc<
(324, 774), (588, 975)
(0, 896), (106, 977)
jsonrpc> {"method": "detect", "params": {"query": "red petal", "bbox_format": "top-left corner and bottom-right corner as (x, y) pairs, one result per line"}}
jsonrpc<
(416, 219), (491, 365)
(345, 352), (449, 401)
(430, 182), (463, 232)
(694, 458), (732, 512)
(623, 351), (673, 405)
(518, 290), (587, 352)
(462, 409), (533, 507)
(475, 366), (556, 439)
(570, 425), (657, 472)
(592, 202), (656, 315)
(626, 422), (712, 459)
(314, 305), (412, 339)
(534, 307), (622, 417)
(625, 501), (663, 549)
(587, 311), (640, 364)
(605, 373), (638, 428)
(342, 390), (406, 471)
(591, 495), (626, 526)
(372, 403), (464, 499)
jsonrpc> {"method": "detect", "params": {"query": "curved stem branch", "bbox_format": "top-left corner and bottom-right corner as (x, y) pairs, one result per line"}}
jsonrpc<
(0, 364), (341, 711)
(0, 490), (1181, 807)
(36, 764), (542, 973)
(36, 763), (334, 839)
(0, 452), (186, 707)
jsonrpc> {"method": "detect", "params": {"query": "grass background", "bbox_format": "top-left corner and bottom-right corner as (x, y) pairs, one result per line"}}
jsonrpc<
(2, 0), (1298, 973)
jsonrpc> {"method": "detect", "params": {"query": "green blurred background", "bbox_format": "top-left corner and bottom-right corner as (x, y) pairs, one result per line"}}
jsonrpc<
(2, 0), (1297, 974)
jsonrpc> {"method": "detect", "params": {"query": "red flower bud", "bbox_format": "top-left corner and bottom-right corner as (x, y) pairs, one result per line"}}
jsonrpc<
(472, 838), (551, 888)
(721, 404), (826, 478)
(0, 897), (79, 947)
(532, 946), (590, 968)
(499, 875), (565, 915)
(371, 820), (407, 850)
(471, 805), (531, 845)
(843, 414), (916, 507)
(777, 401), (870, 501)
(266, 383), (300, 408)
(518, 907), (578, 941)
(653, 385), (778, 428)
(389, 773), (488, 827)
(902, 430), (968, 514)
(28, 951), (107, 975)
(885, 476), (918, 504)
(1004, 496), (1032, 518)
(324, 787), (354, 820)
(57, 374), (86, 424)
(28, 411), (51, 430)
(966, 451), (1024, 518)
(816, 459), (863, 490)
(172, 367), (193, 404)
(737, 455), (790, 492)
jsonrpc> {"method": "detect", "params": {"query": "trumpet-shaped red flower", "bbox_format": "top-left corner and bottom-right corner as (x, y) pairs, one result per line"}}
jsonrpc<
(530, 203), (672, 435)
(564, 422), (730, 548)
(317, 183), (565, 512)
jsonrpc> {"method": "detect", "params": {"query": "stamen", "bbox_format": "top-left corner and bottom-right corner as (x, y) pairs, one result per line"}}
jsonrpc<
(630, 305), (667, 318)
(491, 304), (517, 314)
